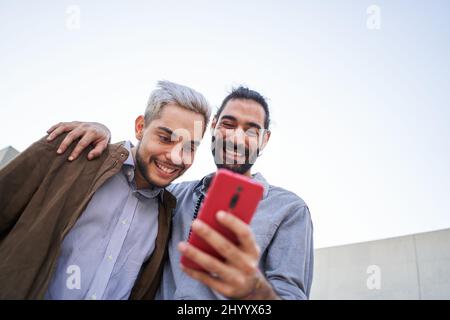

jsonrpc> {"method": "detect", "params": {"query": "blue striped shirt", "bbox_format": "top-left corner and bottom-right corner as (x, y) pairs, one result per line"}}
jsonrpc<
(155, 172), (314, 300)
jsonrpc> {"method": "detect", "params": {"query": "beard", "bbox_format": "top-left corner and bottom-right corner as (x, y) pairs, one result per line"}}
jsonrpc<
(135, 142), (182, 188)
(211, 135), (259, 175)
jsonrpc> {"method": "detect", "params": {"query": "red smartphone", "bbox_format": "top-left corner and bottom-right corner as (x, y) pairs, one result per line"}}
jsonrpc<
(181, 169), (264, 271)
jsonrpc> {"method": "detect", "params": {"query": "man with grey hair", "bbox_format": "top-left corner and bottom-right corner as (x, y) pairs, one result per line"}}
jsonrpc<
(0, 80), (210, 299)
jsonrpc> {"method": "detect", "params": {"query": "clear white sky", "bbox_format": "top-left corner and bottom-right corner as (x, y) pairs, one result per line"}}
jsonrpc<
(1, 0), (449, 248)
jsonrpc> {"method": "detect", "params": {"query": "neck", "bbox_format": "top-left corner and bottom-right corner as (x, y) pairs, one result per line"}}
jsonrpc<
(243, 169), (252, 177)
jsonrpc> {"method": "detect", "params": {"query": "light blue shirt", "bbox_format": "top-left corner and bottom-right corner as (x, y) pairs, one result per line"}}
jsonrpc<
(155, 172), (314, 300)
(46, 141), (162, 300)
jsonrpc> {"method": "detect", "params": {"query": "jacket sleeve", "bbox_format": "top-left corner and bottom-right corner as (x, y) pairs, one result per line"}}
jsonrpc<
(263, 204), (314, 300)
(0, 136), (57, 235)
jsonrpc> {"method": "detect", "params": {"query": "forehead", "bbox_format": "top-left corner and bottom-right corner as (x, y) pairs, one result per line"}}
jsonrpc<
(149, 103), (205, 137)
(219, 99), (265, 127)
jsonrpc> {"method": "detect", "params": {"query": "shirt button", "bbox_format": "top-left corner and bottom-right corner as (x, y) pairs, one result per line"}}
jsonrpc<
(108, 255), (113, 261)
(91, 294), (97, 300)
(122, 219), (128, 225)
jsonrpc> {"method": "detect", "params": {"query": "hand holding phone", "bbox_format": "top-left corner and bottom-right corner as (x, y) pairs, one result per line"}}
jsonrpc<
(181, 169), (264, 271)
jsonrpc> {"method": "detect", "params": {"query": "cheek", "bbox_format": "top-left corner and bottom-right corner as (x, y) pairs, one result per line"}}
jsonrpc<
(184, 154), (195, 168)
(247, 137), (260, 150)
(140, 137), (165, 159)
(137, 148), (150, 165)
(215, 129), (227, 141)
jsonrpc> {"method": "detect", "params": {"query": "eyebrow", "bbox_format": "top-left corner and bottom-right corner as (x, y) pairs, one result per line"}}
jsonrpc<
(157, 126), (174, 136)
(158, 126), (201, 147)
(220, 115), (262, 130)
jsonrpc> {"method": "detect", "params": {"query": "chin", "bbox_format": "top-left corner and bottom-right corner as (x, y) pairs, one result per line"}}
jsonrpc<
(216, 163), (251, 175)
(151, 171), (186, 188)
(149, 177), (174, 188)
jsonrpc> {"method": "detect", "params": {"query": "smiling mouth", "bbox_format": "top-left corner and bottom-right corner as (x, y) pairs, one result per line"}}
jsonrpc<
(154, 160), (181, 175)
(224, 144), (246, 157)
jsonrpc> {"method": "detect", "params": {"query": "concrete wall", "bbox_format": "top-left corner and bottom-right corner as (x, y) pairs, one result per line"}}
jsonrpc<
(310, 228), (450, 299)
(0, 146), (19, 169)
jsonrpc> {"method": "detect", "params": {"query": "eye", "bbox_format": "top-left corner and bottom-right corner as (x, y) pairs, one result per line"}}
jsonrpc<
(246, 128), (259, 137)
(221, 121), (235, 129)
(159, 135), (171, 143)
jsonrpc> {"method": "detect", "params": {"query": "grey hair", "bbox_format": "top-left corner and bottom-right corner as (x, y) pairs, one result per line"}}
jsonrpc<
(145, 80), (211, 131)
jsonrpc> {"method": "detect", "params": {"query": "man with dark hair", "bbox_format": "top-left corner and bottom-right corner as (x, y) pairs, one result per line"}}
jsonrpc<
(212, 87), (270, 176)
(46, 86), (314, 300)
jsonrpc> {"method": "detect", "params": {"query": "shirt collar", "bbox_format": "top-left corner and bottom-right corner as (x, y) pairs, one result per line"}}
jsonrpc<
(122, 141), (164, 200)
(122, 141), (135, 167)
(195, 171), (270, 199)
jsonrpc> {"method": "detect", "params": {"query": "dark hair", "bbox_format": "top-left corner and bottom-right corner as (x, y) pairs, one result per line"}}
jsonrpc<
(215, 86), (270, 129)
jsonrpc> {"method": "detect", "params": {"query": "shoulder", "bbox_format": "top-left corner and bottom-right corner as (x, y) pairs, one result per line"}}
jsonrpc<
(32, 135), (62, 153)
(15, 135), (70, 165)
(267, 184), (307, 209)
(265, 183), (312, 224)
(167, 179), (201, 197)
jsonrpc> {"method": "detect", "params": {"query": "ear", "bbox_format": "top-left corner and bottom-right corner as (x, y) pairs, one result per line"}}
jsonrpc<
(210, 117), (217, 135)
(259, 129), (271, 153)
(135, 115), (145, 141)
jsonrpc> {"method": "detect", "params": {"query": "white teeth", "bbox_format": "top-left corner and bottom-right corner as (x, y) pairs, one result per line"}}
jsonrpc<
(225, 148), (244, 157)
(155, 161), (177, 174)
(225, 145), (245, 156)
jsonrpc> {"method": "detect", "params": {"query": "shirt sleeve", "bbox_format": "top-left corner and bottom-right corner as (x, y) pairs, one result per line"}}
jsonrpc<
(262, 203), (314, 300)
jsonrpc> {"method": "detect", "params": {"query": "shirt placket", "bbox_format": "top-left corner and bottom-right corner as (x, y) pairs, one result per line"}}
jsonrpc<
(85, 190), (138, 300)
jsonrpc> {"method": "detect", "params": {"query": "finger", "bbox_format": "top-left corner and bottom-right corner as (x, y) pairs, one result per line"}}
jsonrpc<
(57, 129), (84, 155)
(180, 264), (234, 297)
(47, 122), (62, 134)
(47, 122), (77, 142)
(69, 133), (95, 161)
(47, 124), (70, 142)
(191, 219), (256, 274)
(216, 211), (260, 259)
(87, 139), (108, 160)
(178, 242), (235, 282)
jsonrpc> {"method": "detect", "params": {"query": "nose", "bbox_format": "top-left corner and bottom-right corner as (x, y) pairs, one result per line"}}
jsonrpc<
(167, 142), (190, 167)
(226, 127), (247, 146)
